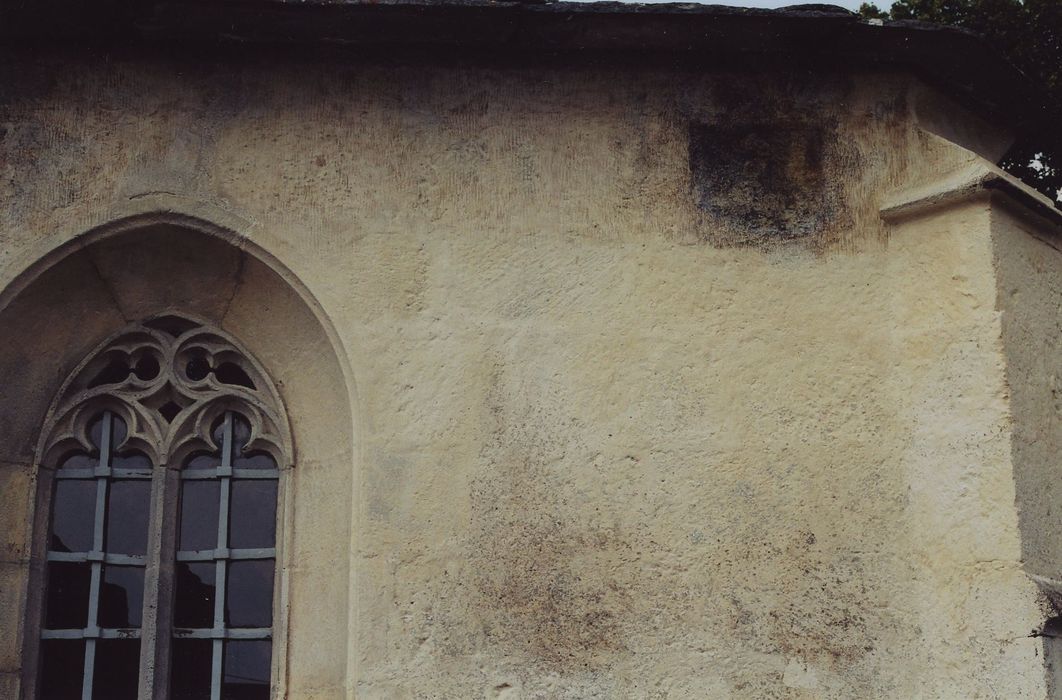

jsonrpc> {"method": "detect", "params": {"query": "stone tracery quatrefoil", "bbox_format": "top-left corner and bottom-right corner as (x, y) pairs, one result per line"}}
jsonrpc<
(38, 314), (289, 470)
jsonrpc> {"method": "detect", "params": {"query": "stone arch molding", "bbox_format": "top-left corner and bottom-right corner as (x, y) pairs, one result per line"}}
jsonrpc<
(0, 210), (357, 698)
(38, 314), (292, 471)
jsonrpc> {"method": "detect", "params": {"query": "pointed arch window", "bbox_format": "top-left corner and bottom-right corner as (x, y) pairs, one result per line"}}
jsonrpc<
(28, 315), (290, 700)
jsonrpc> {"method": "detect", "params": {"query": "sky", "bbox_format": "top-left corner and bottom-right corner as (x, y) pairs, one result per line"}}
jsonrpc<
(723, 0), (865, 7)
(617, 0), (869, 10)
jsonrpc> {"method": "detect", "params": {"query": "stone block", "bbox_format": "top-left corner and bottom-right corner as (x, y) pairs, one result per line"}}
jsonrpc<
(0, 671), (20, 699)
(0, 562), (27, 672)
(0, 463), (32, 564)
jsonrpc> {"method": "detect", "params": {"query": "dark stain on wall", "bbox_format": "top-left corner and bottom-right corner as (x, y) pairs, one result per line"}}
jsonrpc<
(688, 118), (853, 247)
(465, 365), (636, 673)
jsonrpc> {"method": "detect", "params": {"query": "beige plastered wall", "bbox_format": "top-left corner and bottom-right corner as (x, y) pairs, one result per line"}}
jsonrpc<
(0, 49), (1057, 698)
(991, 196), (1062, 698)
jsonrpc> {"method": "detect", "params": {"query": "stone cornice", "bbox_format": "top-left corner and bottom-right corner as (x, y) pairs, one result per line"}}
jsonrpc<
(0, 0), (1051, 137)
(881, 160), (1062, 237)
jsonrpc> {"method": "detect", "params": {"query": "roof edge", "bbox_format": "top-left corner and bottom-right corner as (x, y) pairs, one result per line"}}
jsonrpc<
(0, 0), (1050, 135)
(881, 159), (1062, 232)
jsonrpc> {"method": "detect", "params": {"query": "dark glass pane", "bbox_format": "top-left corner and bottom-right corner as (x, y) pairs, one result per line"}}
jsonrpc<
(88, 356), (130, 389)
(175, 562), (216, 629)
(211, 416), (226, 449)
(159, 402), (182, 423)
(222, 640), (271, 700)
(214, 362), (255, 390)
(39, 639), (85, 700)
(110, 414), (128, 452)
(104, 480), (150, 556)
(233, 451), (276, 471)
(45, 561), (91, 629)
(50, 480), (96, 553)
(92, 639), (140, 700)
(228, 481), (277, 550)
(232, 414), (252, 454)
(226, 560), (274, 628)
(112, 451), (152, 470)
(133, 354), (160, 381)
(185, 452), (218, 470)
(58, 452), (96, 470)
(98, 566), (144, 628)
(186, 356), (210, 381)
(88, 414), (105, 450)
(179, 481), (220, 552)
(171, 639), (213, 699)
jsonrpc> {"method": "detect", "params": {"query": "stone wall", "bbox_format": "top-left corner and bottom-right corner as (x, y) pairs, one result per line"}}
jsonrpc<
(0, 47), (1055, 697)
(993, 198), (1062, 698)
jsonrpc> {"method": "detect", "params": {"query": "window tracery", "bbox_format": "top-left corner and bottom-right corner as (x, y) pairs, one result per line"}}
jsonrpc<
(32, 315), (289, 700)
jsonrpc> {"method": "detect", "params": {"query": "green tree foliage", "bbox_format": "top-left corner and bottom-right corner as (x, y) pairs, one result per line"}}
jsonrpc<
(858, 3), (889, 19)
(860, 0), (1062, 204)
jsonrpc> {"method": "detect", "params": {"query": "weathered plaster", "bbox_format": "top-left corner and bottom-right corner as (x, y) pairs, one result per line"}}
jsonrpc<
(0, 46), (1058, 698)
(993, 197), (1062, 587)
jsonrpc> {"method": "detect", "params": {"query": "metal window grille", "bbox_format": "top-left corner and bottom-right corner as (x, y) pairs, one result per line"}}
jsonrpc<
(25, 317), (290, 700)
(173, 411), (278, 700)
(41, 411), (150, 700)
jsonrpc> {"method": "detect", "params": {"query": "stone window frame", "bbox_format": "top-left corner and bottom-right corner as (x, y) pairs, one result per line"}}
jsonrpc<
(21, 313), (293, 699)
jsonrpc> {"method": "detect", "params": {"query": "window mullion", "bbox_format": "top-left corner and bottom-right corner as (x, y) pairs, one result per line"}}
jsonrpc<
(81, 638), (97, 700)
(141, 461), (179, 700)
(211, 411), (235, 700)
(81, 410), (114, 700)
(30, 319), (289, 700)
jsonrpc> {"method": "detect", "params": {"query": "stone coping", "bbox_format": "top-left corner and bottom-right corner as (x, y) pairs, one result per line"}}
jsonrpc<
(0, 0), (1051, 136)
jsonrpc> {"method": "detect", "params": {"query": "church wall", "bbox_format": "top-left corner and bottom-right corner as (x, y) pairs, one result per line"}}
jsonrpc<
(0, 48), (1050, 697)
(993, 200), (1062, 624)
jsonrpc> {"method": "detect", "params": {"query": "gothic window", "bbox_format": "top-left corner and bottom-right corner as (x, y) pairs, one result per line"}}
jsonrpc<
(30, 315), (290, 700)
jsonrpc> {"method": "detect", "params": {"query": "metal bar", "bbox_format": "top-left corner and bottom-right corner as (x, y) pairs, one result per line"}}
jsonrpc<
(231, 469), (281, 480)
(172, 628), (226, 639)
(81, 411), (112, 700)
(91, 414), (110, 558)
(213, 555), (229, 626)
(45, 551), (146, 566)
(211, 638), (223, 700)
(54, 469), (150, 480)
(228, 548), (276, 560)
(175, 629), (207, 640)
(108, 469), (152, 479)
(210, 412), (234, 700)
(92, 481), (107, 553)
(54, 551), (135, 564)
(179, 469), (279, 480)
(43, 552), (145, 569)
(46, 551), (88, 562)
(179, 471), (222, 481)
(222, 628), (272, 640)
(176, 547), (275, 562)
(54, 469), (97, 479)
(97, 628), (142, 639)
(83, 560), (102, 700)
(100, 412), (112, 468)
(40, 629), (86, 640)
(102, 553), (147, 566)
(221, 412), (233, 471)
(175, 550), (218, 562)
(171, 628), (272, 640)
(82, 638), (96, 700)
(111, 468), (153, 476)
